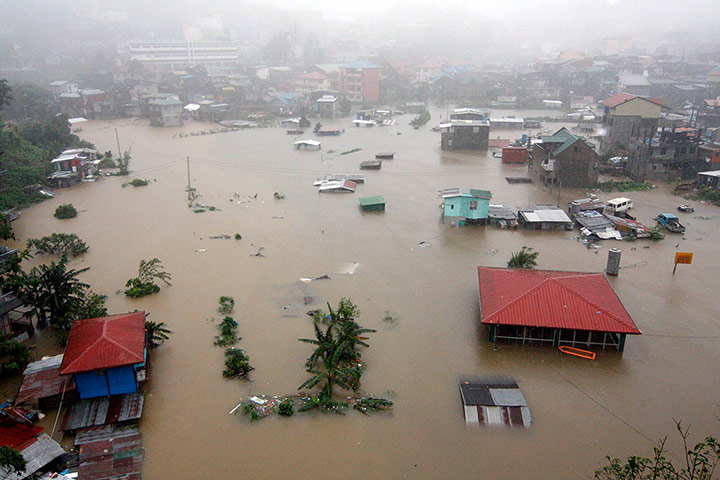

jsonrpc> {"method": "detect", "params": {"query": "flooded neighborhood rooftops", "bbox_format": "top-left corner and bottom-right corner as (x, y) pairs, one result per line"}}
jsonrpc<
(458, 375), (531, 427)
(75, 424), (143, 480)
(60, 392), (145, 431)
(1, 433), (66, 480)
(15, 354), (75, 405)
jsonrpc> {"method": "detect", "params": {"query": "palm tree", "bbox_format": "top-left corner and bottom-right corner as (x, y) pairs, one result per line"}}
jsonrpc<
(145, 320), (172, 349)
(298, 299), (376, 408)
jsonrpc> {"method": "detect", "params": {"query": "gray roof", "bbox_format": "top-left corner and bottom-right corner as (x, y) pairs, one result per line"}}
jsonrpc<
(519, 207), (572, 223)
(0, 434), (66, 480)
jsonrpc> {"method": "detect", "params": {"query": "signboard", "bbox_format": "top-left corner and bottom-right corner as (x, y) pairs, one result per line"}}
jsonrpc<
(674, 252), (693, 264)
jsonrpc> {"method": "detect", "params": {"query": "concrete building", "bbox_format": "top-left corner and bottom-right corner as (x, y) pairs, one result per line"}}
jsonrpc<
(529, 127), (600, 188)
(600, 93), (663, 153)
(440, 119), (490, 150)
(120, 40), (239, 70)
(439, 188), (492, 225)
(148, 97), (183, 127)
(316, 95), (339, 118)
(294, 71), (331, 94)
(340, 61), (381, 103)
(627, 127), (702, 181)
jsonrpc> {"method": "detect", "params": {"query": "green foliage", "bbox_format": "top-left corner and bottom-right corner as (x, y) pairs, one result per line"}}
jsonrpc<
(383, 311), (398, 325)
(3, 253), (93, 334)
(74, 290), (108, 320)
(0, 215), (14, 241)
(3, 83), (53, 122)
(223, 348), (253, 379)
(299, 298), (375, 400)
(214, 316), (240, 346)
(115, 151), (131, 176)
(234, 233), (242, 240)
(242, 401), (261, 422)
(507, 246), (539, 269)
(0, 111), (93, 211)
(313, 122), (322, 133)
(124, 278), (160, 298)
(145, 320), (172, 349)
(98, 153), (117, 169)
(649, 226), (666, 241)
(595, 421), (720, 480)
(123, 178), (149, 187)
(27, 232), (88, 256)
(0, 445), (27, 476)
(0, 334), (34, 378)
(339, 148), (362, 155)
(410, 110), (431, 128)
(273, 192), (285, 199)
(54, 204), (77, 219)
(597, 180), (654, 193)
(353, 396), (394, 415)
(218, 296), (235, 315)
(124, 258), (172, 298)
(277, 398), (295, 416)
(686, 187), (720, 206)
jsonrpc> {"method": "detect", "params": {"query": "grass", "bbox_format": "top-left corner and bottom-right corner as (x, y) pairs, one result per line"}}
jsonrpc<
(597, 180), (654, 193)
(340, 148), (362, 155)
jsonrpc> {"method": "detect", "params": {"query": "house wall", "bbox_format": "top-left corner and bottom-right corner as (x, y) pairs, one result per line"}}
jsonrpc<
(443, 197), (490, 221)
(556, 140), (600, 187)
(361, 68), (381, 103)
(602, 116), (658, 152)
(612, 98), (662, 118)
(74, 365), (139, 399)
(441, 125), (489, 150)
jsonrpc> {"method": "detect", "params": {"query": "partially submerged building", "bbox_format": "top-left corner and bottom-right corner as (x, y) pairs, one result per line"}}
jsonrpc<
(459, 375), (531, 427)
(0, 422), (66, 480)
(440, 119), (490, 150)
(47, 148), (99, 187)
(439, 188), (492, 225)
(599, 93), (663, 153)
(528, 127), (600, 188)
(517, 205), (572, 230)
(148, 97), (183, 127)
(59, 312), (148, 400)
(477, 267), (641, 351)
(627, 127), (703, 181)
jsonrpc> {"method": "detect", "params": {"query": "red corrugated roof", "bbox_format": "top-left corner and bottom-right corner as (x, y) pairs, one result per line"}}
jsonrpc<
(60, 312), (146, 375)
(477, 267), (641, 334)
(0, 423), (43, 450)
(600, 93), (637, 108)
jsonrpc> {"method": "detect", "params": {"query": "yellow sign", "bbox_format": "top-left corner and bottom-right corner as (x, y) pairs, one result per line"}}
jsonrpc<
(674, 252), (693, 264)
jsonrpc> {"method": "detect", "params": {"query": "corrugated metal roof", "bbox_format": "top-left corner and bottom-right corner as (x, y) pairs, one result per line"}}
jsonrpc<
(76, 424), (143, 480)
(458, 375), (531, 427)
(15, 355), (75, 405)
(60, 312), (146, 375)
(519, 209), (571, 223)
(0, 423), (43, 449)
(60, 392), (144, 431)
(477, 267), (641, 334)
(1, 433), (66, 480)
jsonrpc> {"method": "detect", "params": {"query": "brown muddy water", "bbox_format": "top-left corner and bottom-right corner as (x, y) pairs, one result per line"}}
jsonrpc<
(8, 108), (720, 479)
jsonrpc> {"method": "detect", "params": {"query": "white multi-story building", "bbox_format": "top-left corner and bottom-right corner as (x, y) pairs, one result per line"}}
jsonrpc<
(119, 40), (240, 70)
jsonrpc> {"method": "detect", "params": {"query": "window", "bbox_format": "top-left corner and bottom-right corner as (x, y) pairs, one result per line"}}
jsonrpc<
(469, 201), (478, 210)
(473, 127), (479, 133)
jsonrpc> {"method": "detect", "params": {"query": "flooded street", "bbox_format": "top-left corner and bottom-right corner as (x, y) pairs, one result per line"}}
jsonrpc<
(9, 109), (720, 479)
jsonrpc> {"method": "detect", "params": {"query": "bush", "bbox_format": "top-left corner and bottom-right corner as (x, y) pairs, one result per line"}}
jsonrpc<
(124, 278), (160, 298)
(507, 246), (539, 269)
(277, 398), (294, 416)
(54, 204), (77, 219)
(223, 348), (253, 379)
(27, 233), (88, 256)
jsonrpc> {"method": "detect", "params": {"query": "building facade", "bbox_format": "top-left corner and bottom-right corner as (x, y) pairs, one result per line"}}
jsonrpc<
(600, 93), (662, 153)
(529, 127), (600, 188)
(339, 61), (381, 103)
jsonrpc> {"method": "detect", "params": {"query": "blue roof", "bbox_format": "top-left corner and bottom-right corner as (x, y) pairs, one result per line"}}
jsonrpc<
(342, 61), (381, 70)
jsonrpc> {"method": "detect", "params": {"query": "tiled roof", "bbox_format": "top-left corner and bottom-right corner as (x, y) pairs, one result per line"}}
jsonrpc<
(478, 267), (641, 334)
(60, 312), (146, 375)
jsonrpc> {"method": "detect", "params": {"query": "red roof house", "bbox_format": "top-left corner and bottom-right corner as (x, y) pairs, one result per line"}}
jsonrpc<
(60, 312), (147, 399)
(478, 267), (640, 351)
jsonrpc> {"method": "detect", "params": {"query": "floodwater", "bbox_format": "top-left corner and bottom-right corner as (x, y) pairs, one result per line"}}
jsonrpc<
(8, 108), (720, 479)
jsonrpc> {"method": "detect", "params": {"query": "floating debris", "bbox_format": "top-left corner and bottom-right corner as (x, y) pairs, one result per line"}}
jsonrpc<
(195, 249), (207, 253)
(336, 262), (359, 275)
(300, 274), (331, 283)
(418, 241), (431, 248)
(209, 234), (232, 240)
(250, 247), (266, 257)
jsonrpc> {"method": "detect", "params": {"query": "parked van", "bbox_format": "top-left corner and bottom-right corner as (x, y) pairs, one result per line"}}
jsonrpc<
(605, 197), (633, 216)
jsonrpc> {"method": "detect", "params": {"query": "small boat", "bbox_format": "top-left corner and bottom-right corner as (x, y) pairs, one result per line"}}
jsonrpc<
(375, 152), (394, 159)
(558, 346), (596, 360)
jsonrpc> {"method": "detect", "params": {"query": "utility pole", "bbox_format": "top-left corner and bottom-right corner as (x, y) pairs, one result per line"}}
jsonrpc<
(115, 128), (122, 158)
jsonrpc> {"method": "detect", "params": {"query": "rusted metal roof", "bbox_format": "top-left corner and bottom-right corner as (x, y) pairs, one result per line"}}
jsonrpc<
(488, 139), (510, 148)
(60, 312), (146, 375)
(60, 392), (144, 431)
(76, 424), (143, 480)
(478, 267), (641, 334)
(459, 375), (531, 427)
(15, 355), (75, 405)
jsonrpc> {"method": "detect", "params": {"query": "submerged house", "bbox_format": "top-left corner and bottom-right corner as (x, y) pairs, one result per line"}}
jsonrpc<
(529, 127), (600, 188)
(477, 267), (641, 351)
(439, 188), (492, 225)
(59, 312), (147, 400)
(440, 119), (490, 150)
(0, 422), (66, 480)
(47, 148), (99, 187)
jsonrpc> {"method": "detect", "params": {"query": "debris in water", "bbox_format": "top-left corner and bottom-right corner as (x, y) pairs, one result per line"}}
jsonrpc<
(418, 241), (431, 248)
(210, 234), (232, 240)
(336, 262), (359, 275)
(490, 249), (498, 256)
(300, 274), (331, 283)
(195, 249), (207, 252)
(274, 192), (285, 199)
(250, 247), (266, 257)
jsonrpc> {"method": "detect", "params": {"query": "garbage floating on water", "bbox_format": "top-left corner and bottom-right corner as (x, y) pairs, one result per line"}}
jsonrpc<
(195, 249), (207, 252)
(209, 234), (232, 240)
(250, 247), (266, 257)
(418, 241), (431, 248)
(299, 274), (331, 283)
(336, 262), (359, 275)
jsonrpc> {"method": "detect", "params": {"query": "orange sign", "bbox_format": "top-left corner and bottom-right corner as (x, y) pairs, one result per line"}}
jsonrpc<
(674, 252), (693, 264)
